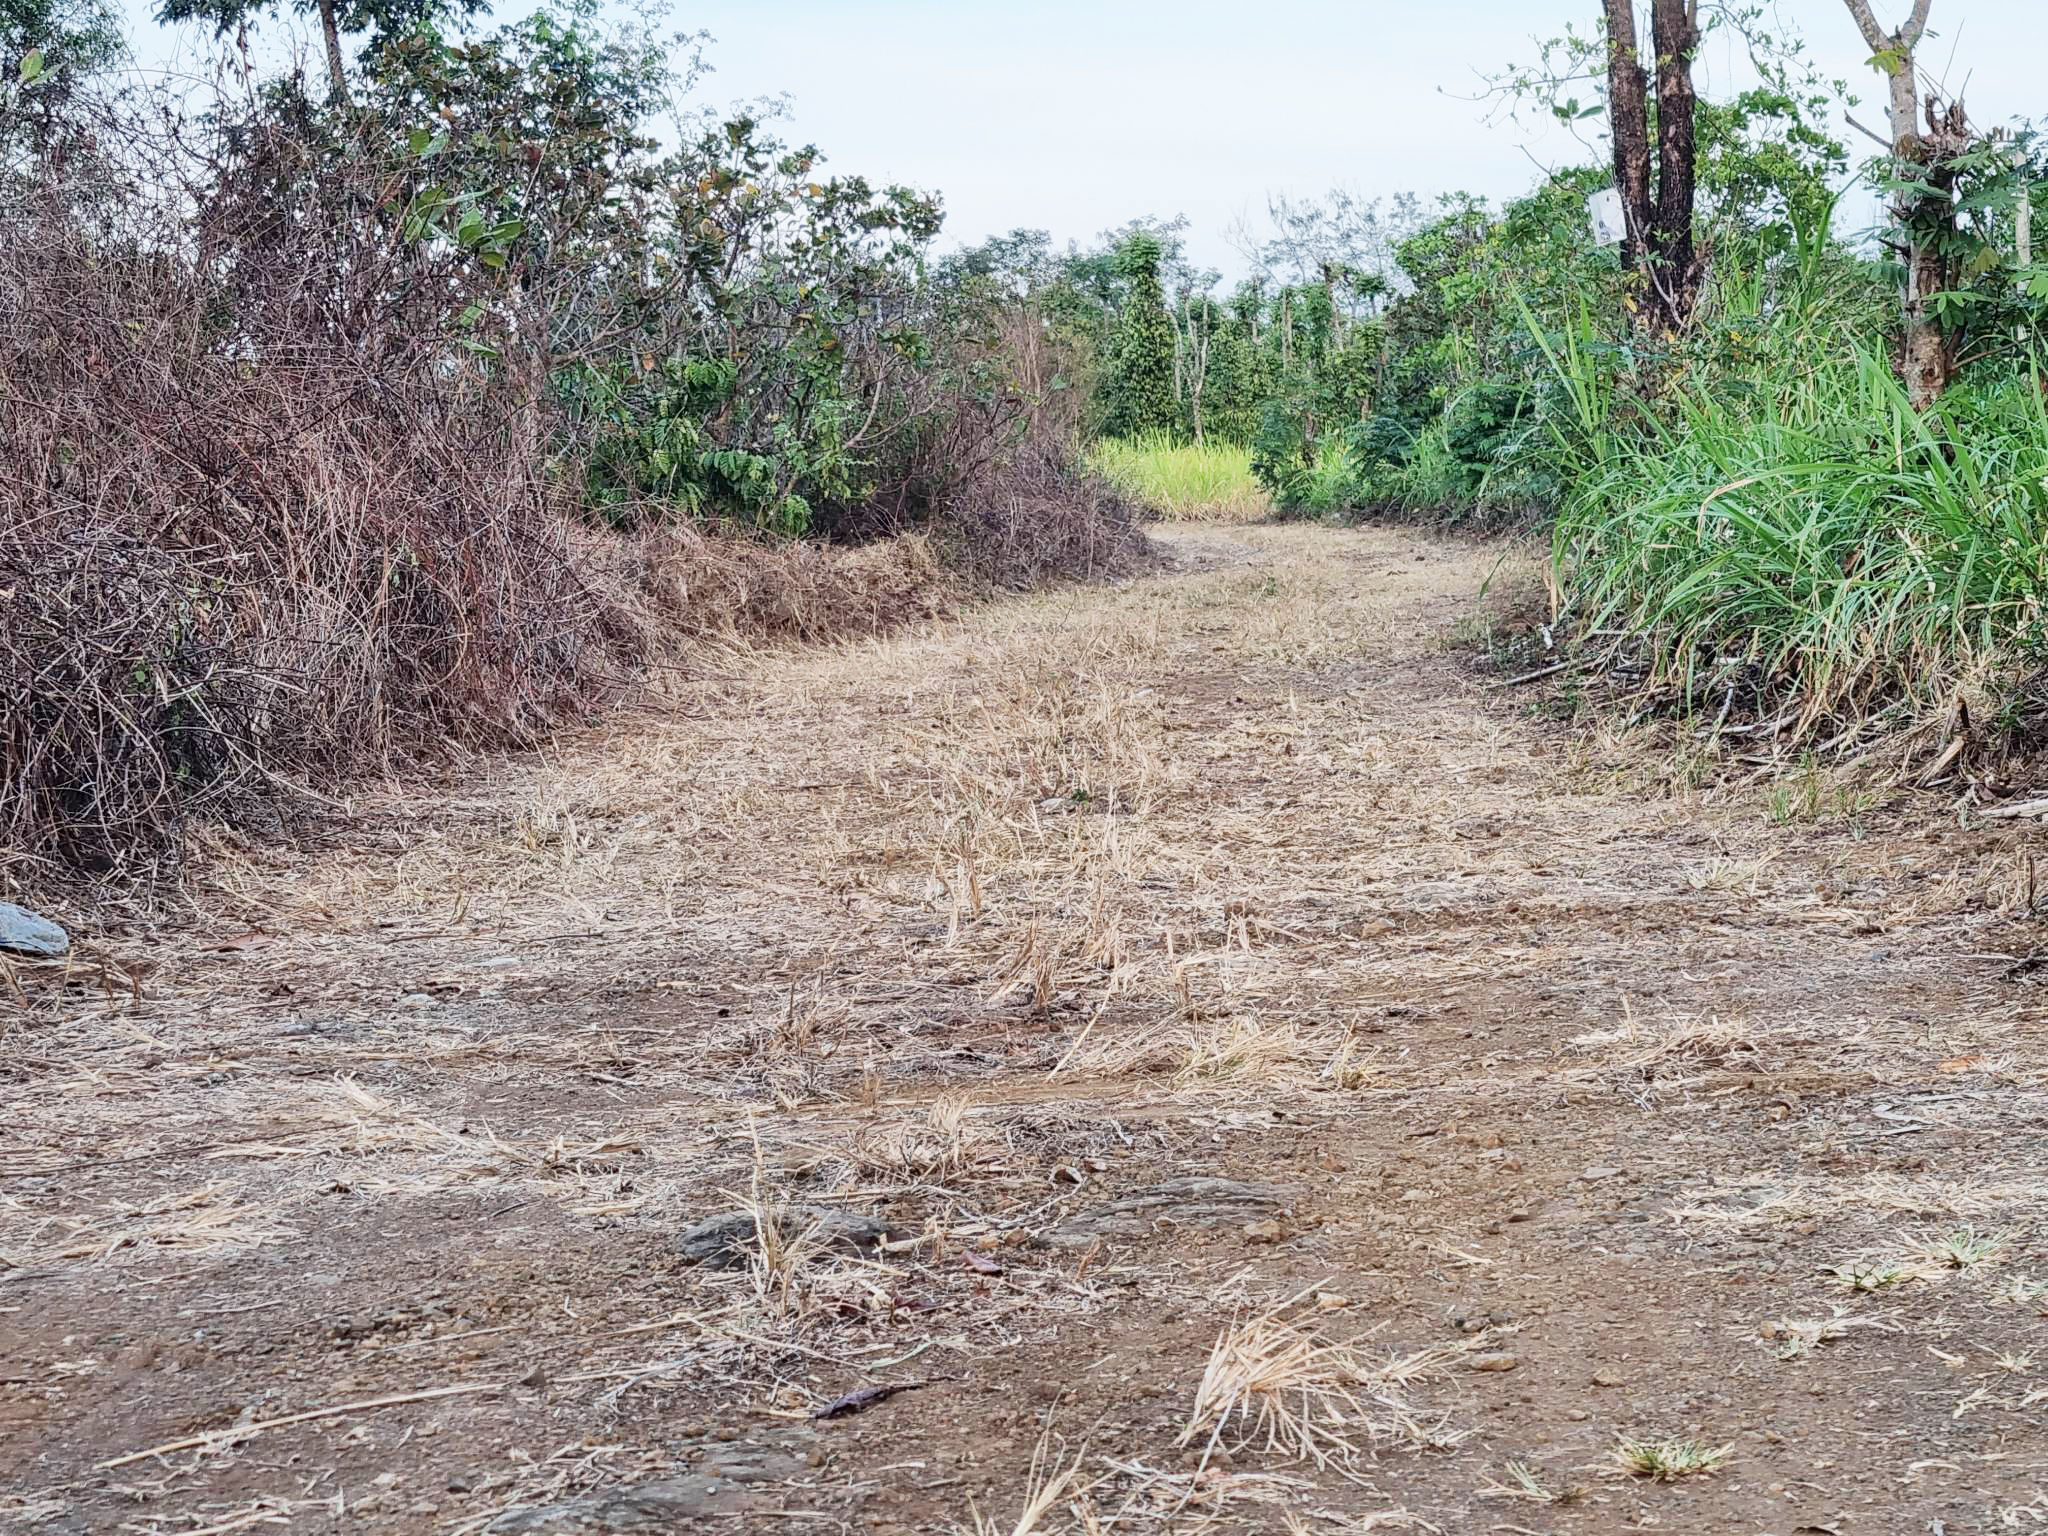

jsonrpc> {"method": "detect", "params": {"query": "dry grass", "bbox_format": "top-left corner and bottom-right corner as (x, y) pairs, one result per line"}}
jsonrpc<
(1177, 1302), (1467, 1468)
(13, 518), (2048, 1535)
(29, 1183), (296, 1265)
(1609, 1435), (1732, 1481)
(957, 1432), (1091, 1536)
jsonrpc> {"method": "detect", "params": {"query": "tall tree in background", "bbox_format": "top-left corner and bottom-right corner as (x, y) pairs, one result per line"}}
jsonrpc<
(1101, 233), (1176, 439)
(1603, 0), (1701, 332)
(1840, 0), (1961, 406)
(154, 0), (483, 104)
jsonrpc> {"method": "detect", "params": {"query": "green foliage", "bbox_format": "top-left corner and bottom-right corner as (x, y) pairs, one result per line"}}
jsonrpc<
(1088, 432), (1266, 519)
(1100, 233), (1177, 440)
(1880, 128), (2048, 358)
(1527, 244), (2048, 730)
(0, 0), (118, 84)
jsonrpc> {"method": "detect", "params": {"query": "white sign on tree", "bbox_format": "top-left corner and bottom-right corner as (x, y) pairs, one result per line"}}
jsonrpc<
(1586, 187), (1625, 248)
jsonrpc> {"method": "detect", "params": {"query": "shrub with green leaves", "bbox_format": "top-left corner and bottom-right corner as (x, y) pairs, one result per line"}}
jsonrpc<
(1100, 233), (1178, 440)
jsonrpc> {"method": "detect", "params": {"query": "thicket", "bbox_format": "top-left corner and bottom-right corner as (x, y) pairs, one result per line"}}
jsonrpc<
(1047, 2), (2048, 756)
(0, 0), (1138, 884)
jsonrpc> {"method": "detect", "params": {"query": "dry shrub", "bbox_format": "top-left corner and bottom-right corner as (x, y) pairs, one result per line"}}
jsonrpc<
(847, 305), (1147, 592)
(0, 200), (631, 884)
(0, 89), (1138, 892)
(615, 523), (954, 649)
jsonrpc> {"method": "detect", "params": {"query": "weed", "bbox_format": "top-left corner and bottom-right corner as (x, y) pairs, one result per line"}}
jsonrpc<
(1910, 1225), (2014, 1271)
(1476, 1459), (1581, 1503)
(1765, 757), (1884, 825)
(1822, 1258), (1918, 1292)
(1610, 1435), (1731, 1481)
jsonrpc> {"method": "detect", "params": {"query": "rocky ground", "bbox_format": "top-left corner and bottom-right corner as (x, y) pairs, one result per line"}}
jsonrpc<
(6, 519), (2048, 1535)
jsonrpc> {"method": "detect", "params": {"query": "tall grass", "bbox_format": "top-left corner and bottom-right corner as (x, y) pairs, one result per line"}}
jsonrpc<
(1529, 259), (2048, 742)
(1090, 432), (1269, 521)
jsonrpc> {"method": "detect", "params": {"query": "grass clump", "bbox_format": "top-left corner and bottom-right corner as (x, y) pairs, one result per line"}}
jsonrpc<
(1545, 333), (2048, 744)
(1089, 433), (1269, 521)
(1910, 1225), (2013, 1271)
(1610, 1435), (1731, 1481)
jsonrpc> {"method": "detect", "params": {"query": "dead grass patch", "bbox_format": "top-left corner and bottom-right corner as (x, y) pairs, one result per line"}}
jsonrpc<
(1178, 1300), (1470, 1468)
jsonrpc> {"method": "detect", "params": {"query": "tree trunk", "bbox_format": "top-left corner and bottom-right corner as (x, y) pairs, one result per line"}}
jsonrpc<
(1648, 0), (1700, 330)
(1605, 0), (1701, 334)
(316, 0), (350, 106)
(1841, 0), (1944, 405)
(1602, 0), (1654, 279)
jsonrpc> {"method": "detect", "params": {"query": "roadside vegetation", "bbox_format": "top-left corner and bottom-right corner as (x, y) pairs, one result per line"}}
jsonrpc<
(6, 0), (2047, 890)
(1087, 434), (1269, 521)
(0, 0), (1139, 886)
(12, 6), (2048, 1532)
(995, 1), (2048, 771)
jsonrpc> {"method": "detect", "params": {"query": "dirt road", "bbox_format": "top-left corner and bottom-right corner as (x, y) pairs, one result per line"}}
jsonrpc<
(7, 521), (2048, 1534)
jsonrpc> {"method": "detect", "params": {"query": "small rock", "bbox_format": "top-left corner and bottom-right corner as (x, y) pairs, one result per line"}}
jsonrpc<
(1582, 1165), (1623, 1182)
(1591, 1368), (1625, 1388)
(1468, 1353), (1519, 1372)
(1242, 1219), (1284, 1244)
(0, 901), (68, 957)
(675, 1207), (894, 1268)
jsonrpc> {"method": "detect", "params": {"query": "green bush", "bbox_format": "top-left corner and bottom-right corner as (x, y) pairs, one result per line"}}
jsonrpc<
(1541, 333), (2048, 729)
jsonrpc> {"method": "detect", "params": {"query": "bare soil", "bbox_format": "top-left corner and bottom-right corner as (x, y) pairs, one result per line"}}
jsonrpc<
(7, 520), (2048, 1535)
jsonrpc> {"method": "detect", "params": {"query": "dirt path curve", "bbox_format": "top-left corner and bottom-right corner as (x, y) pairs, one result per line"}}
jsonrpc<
(8, 521), (2048, 1535)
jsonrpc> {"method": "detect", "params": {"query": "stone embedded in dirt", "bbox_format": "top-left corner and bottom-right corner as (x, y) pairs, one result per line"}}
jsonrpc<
(1591, 1368), (1625, 1387)
(0, 901), (68, 957)
(1046, 1176), (1295, 1246)
(674, 1205), (894, 1268)
(1581, 1165), (1623, 1182)
(488, 1435), (819, 1529)
(1242, 1218), (1284, 1243)
(1468, 1352), (1519, 1372)
(489, 1461), (814, 1531)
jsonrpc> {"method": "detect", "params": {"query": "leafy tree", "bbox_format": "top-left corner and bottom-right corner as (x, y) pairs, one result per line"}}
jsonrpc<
(1100, 232), (1176, 439)
(154, 0), (486, 103)
(1, 0), (118, 87)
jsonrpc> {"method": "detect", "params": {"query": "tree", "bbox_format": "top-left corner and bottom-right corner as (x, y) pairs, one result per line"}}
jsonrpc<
(1839, 0), (1958, 406)
(1603, 0), (1702, 331)
(1100, 233), (1176, 440)
(154, 0), (484, 105)
(1, 0), (123, 154)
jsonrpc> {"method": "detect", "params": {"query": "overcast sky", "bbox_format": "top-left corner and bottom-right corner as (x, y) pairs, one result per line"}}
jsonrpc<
(118, 0), (2042, 274)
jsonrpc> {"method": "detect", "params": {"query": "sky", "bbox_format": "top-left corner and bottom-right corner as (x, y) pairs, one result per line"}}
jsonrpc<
(117, 0), (2042, 276)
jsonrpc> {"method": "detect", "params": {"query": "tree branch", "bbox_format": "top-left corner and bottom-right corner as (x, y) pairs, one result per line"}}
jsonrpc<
(1840, 0), (1890, 52)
